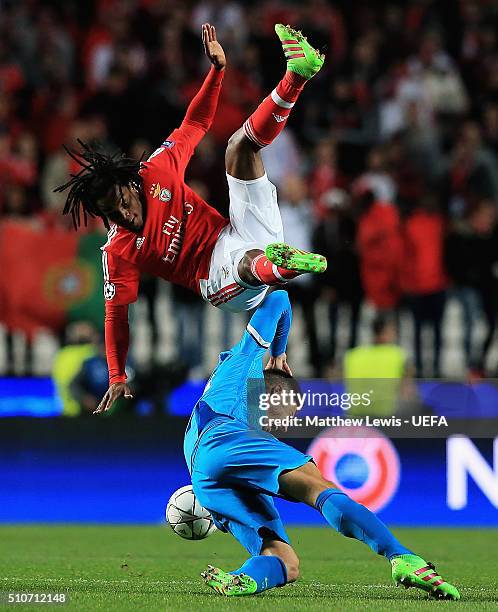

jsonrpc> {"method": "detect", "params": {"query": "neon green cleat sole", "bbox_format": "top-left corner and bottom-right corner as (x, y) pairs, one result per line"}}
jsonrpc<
(266, 243), (327, 274)
(201, 565), (258, 597)
(391, 555), (461, 601)
(275, 23), (324, 80)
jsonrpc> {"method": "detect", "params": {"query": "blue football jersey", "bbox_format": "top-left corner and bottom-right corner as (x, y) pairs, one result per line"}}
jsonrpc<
(184, 290), (292, 462)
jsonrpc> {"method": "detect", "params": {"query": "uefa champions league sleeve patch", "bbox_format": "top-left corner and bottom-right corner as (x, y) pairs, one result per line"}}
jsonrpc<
(103, 281), (116, 300)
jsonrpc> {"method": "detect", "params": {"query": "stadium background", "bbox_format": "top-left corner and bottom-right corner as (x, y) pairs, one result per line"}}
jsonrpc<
(1, 0), (497, 530)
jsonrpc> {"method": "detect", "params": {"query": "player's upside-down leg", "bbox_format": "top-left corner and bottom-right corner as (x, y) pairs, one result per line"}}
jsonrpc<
(223, 23), (327, 291)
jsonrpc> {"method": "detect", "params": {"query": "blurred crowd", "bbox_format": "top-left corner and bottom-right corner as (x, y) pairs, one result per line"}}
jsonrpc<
(1, 0), (498, 387)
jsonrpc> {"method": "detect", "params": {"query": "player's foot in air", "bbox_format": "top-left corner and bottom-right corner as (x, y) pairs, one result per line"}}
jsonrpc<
(275, 23), (325, 80)
(266, 243), (327, 274)
(391, 555), (461, 600)
(201, 565), (257, 596)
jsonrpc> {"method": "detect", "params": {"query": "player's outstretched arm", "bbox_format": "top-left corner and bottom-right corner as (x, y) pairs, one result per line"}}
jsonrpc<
(244, 291), (293, 362)
(176, 24), (225, 150)
(94, 303), (133, 414)
(202, 23), (226, 71)
(94, 381), (133, 414)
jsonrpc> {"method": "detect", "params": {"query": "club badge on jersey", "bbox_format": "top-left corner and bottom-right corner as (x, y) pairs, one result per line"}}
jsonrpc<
(150, 183), (172, 203)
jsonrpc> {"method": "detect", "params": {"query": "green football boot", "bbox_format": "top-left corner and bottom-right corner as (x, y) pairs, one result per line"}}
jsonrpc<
(275, 23), (325, 80)
(391, 555), (461, 600)
(266, 243), (327, 274)
(201, 565), (258, 597)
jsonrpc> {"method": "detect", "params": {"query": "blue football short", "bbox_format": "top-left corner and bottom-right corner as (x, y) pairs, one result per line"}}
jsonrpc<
(186, 416), (311, 556)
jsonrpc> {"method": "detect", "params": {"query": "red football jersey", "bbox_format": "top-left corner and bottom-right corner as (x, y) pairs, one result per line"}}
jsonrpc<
(101, 127), (228, 306)
(103, 65), (226, 385)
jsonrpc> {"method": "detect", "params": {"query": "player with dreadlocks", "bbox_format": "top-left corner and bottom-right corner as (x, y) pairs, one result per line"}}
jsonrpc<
(57, 23), (327, 413)
(57, 143), (144, 231)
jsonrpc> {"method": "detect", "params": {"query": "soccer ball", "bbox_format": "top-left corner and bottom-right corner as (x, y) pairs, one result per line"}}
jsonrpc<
(166, 484), (216, 540)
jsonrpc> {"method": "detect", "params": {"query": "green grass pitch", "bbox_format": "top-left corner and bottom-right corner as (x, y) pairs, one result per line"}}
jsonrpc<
(1, 526), (497, 611)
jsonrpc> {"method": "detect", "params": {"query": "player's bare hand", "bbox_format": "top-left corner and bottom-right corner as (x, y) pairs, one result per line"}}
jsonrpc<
(266, 353), (293, 377)
(94, 382), (133, 415)
(202, 23), (226, 71)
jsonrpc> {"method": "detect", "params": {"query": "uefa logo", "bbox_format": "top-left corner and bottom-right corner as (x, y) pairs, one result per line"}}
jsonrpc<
(307, 426), (400, 512)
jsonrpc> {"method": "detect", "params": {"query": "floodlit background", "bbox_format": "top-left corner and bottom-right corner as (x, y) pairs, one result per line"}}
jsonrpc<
(0, 0), (497, 526)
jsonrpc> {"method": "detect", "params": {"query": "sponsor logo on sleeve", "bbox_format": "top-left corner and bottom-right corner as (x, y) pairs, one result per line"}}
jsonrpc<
(162, 140), (175, 148)
(136, 236), (146, 249)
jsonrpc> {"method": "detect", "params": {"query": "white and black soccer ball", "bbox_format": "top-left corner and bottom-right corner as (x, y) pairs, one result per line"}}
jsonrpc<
(166, 485), (216, 540)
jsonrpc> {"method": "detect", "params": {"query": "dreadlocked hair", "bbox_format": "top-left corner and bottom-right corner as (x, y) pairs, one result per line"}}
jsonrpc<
(54, 139), (144, 230)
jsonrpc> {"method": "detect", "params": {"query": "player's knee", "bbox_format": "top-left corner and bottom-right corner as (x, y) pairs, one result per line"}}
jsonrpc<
(309, 475), (339, 505)
(304, 462), (339, 502)
(225, 127), (260, 169)
(225, 128), (246, 159)
(318, 475), (338, 491)
(280, 462), (339, 507)
(237, 249), (263, 286)
(227, 128), (245, 148)
(312, 479), (340, 507)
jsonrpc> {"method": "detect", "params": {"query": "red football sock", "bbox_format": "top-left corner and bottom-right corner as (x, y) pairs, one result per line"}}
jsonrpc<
(243, 71), (307, 148)
(250, 253), (300, 286)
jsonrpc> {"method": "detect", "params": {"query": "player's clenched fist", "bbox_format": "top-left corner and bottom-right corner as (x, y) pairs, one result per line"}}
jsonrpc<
(94, 382), (133, 414)
(202, 23), (226, 71)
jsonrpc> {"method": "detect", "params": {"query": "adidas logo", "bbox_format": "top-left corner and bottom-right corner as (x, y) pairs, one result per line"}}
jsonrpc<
(272, 113), (287, 123)
(136, 236), (146, 249)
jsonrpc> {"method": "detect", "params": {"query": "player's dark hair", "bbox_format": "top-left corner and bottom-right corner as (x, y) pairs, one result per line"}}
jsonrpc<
(54, 139), (144, 230)
(263, 368), (301, 395)
(372, 313), (395, 337)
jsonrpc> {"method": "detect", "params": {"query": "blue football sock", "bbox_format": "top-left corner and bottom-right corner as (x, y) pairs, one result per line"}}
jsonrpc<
(231, 555), (287, 593)
(316, 489), (413, 560)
